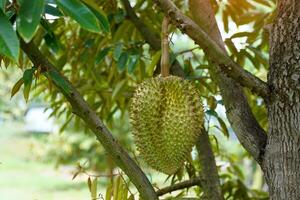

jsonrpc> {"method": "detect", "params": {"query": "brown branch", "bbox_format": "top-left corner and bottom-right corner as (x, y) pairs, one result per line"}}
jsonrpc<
(156, 177), (202, 196)
(196, 128), (224, 200)
(186, 0), (267, 164)
(161, 17), (170, 77)
(20, 39), (158, 200)
(153, 0), (270, 99)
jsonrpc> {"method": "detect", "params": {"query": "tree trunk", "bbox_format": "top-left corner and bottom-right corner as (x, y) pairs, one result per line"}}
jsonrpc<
(263, 0), (300, 199)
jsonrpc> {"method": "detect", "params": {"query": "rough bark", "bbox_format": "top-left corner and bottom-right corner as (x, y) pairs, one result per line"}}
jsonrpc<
(20, 40), (158, 200)
(187, 0), (267, 165)
(196, 129), (223, 200)
(263, 0), (300, 199)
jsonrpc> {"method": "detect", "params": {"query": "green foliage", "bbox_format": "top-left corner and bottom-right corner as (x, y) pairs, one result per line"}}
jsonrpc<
(0, 9), (19, 62)
(17, 0), (45, 42)
(0, 0), (276, 198)
(56, 0), (101, 33)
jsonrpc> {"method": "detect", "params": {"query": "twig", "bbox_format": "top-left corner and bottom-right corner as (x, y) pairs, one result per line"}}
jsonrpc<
(161, 17), (170, 77)
(156, 177), (202, 196)
(175, 47), (200, 55)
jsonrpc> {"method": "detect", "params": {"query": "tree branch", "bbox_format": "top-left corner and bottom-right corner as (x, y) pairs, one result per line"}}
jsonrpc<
(156, 177), (202, 196)
(186, 0), (267, 164)
(196, 128), (224, 200)
(153, 0), (270, 99)
(20, 39), (158, 200)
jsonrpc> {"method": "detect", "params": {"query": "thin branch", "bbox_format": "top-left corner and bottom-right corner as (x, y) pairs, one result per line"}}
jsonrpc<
(153, 0), (270, 99)
(175, 47), (200, 55)
(161, 17), (170, 77)
(20, 39), (158, 200)
(156, 177), (202, 196)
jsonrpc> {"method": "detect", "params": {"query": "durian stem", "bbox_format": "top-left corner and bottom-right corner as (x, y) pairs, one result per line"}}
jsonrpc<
(161, 16), (170, 77)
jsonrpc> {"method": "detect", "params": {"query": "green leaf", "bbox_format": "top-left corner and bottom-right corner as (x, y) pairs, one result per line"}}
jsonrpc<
(81, 0), (110, 33)
(95, 47), (110, 65)
(17, 0), (46, 42)
(113, 176), (122, 200)
(206, 109), (218, 118)
(87, 177), (97, 199)
(147, 50), (161, 76)
(112, 80), (126, 100)
(0, 10), (19, 62)
(230, 32), (253, 39)
(127, 194), (134, 200)
(114, 9), (125, 24)
(45, 70), (72, 95)
(127, 55), (139, 74)
(0, 0), (6, 11)
(242, 49), (260, 70)
(105, 182), (113, 200)
(87, 177), (92, 193)
(207, 96), (217, 110)
(117, 52), (128, 72)
(247, 46), (268, 67)
(44, 33), (60, 54)
(23, 68), (35, 102)
(11, 78), (24, 98)
(225, 39), (238, 55)
(113, 43), (123, 60)
(217, 116), (229, 138)
(44, 4), (63, 17)
(56, 0), (100, 33)
(222, 10), (229, 33)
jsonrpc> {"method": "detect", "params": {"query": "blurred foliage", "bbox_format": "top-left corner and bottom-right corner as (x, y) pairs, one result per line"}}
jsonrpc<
(0, 0), (276, 199)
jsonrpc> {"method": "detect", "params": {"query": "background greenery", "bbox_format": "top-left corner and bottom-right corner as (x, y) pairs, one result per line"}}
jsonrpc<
(0, 0), (275, 199)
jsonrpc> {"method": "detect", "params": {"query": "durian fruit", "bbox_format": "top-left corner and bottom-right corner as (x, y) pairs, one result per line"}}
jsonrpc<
(130, 76), (204, 174)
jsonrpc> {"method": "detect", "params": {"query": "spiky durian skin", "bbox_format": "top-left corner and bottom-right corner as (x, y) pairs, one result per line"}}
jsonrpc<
(130, 76), (204, 174)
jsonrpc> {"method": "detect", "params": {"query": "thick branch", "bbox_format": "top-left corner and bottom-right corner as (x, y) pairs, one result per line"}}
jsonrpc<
(186, 0), (267, 164)
(154, 0), (270, 99)
(156, 177), (202, 196)
(196, 128), (224, 200)
(20, 40), (158, 200)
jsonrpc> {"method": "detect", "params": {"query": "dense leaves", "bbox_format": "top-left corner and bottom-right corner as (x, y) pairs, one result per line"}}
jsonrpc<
(0, 9), (19, 62)
(56, 0), (101, 33)
(0, 0), (275, 198)
(17, 0), (45, 42)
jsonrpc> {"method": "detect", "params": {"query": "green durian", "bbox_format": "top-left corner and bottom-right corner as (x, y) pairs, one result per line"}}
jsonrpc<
(130, 76), (204, 174)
